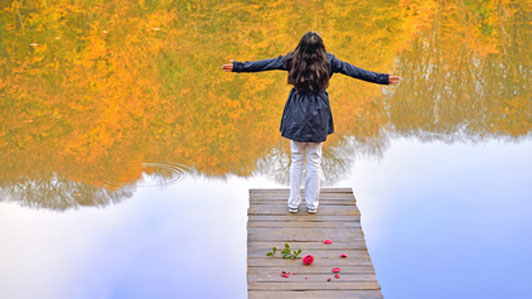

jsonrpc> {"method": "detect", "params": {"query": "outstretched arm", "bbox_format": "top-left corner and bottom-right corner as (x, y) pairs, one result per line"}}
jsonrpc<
(222, 60), (235, 72)
(331, 54), (392, 85)
(221, 55), (286, 73)
(388, 75), (400, 85)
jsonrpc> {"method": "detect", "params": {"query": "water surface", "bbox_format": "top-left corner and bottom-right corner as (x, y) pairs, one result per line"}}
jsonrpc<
(1, 1), (531, 298)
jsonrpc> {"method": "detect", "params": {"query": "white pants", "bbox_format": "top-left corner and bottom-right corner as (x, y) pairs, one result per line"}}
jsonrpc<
(288, 140), (322, 210)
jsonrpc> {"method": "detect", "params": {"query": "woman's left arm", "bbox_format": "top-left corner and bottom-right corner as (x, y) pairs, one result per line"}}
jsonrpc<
(331, 54), (389, 84)
(224, 55), (286, 73)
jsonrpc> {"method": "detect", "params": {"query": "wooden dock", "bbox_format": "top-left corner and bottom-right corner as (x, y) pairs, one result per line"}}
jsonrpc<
(247, 188), (383, 299)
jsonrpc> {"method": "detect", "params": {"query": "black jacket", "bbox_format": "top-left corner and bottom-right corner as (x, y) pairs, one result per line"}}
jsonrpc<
(232, 52), (389, 142)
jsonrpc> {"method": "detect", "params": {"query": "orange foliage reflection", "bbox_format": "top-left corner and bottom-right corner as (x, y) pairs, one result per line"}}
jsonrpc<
(0, 0), (530, 209)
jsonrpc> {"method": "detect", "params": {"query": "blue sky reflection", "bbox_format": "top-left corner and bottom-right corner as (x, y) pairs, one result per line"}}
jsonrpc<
(1, 138), (531, 298)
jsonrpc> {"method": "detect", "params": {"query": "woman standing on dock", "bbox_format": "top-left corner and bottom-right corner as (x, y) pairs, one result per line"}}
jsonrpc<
(222, 31), (400, 214)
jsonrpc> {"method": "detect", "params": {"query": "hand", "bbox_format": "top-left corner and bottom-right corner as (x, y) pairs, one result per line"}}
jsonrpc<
(222, 59), (234, 72)
(388, 75), (401, 85)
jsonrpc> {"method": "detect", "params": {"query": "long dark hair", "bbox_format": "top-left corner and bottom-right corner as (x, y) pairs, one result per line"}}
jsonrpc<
(283, 31), (329, 94)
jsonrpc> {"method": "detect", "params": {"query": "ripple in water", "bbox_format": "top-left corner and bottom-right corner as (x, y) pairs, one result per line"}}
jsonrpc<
(103, 161), (190, 190)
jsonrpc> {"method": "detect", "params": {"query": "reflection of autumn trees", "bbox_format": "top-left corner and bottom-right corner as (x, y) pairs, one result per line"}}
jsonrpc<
(388, 0), (531, 141)
(0, 0), (530, 208)
(0, 173), (133, 210)
(255, 136), (390, 185)
(247, 0), (532, 184)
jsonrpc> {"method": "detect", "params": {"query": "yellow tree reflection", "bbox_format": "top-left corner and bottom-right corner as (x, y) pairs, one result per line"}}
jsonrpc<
(0, 0), (530, 209)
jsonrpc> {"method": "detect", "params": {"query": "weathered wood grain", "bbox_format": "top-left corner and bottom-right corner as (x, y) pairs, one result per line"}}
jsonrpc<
(250, 194), (357, 201)
(248, 221), (360, 228)
(250, 188), (353, 193)
(247, 188), (382, 298)
(248, 227), (364, 242)
(248, 240), (368, 250)
(248, 281), (380, 290)
(248, 205), (360, 216)
(248, 265), (377, 274)
(248, 257), (373, 267)
(248, 215), (360, 222)
(251, 192), (356, 198)
(250, 199), (356, 206)
(248, 290), (383, 299)
(248, 248), (369, 259)
(248, 272), (378, 282)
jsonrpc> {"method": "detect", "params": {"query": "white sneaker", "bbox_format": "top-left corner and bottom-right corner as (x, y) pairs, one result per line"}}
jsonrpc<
(288, 207), (299, 213)
(307, 207), (318, 214)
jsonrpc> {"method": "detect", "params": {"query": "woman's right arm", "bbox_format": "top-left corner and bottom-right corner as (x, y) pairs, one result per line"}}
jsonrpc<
(223, 55), (286, 73)
(331, 54), (389, 85)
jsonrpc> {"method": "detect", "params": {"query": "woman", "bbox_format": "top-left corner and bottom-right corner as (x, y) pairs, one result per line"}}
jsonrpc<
(222, 31), (401, 214)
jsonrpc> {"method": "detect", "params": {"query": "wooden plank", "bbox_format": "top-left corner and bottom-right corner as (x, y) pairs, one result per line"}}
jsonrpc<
(248, 273), (377, 283)
(248, 221), (360, 228)
(250, 188), (353, 193)
(248, 215), (360, 222)
(248, 281), (380, 290)
(248, 228), (364, 242)
(248, 248), (369, 258)
(250, 199), (355, 206)
(250, 193), (357, 200)
(248, 290), (383, 299)
(251, 192), (355, 197)
(248, 265), (377, 275)
(248, 257), (372, 267)
(248, 205), (360, 216)
(247, 188), (382, 298)
(250, 196), (356, 204)
(248, 241), (368, 250)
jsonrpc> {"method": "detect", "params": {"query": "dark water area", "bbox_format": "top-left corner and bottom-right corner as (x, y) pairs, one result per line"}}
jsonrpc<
(1, 1), (531, 298)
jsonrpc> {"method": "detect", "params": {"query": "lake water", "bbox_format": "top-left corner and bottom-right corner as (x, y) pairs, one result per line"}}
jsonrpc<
(1, 1), (531, 298)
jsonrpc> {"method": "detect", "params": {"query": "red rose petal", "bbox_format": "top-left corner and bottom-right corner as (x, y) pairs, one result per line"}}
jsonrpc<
(327, 277), (331, 281)
(335, 274), (340, 279)
(302, 254), (314, 265)
(281, 270), (287, 275)
(340, 253), (347, 258)
(332, 267), (341, 273)
(323, 239), (332, 245)
(281, 273), (289, 278)
(304, 276), (308, 280)
(289, 272), (295, 275)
